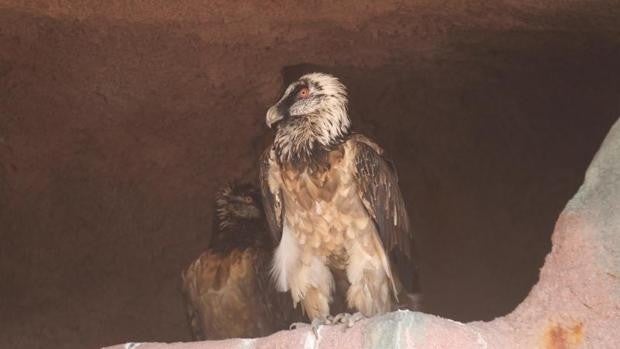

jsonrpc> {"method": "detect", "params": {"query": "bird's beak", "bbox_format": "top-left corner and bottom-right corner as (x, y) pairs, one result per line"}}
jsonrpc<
(266, 105), (284, 128)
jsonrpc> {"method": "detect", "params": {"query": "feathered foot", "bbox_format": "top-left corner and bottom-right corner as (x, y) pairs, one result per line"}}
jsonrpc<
(311, 317), (330, 337)
(327, 312), (366, 328)
(289, 316), (332, 337)
(288, 313), (366, 337)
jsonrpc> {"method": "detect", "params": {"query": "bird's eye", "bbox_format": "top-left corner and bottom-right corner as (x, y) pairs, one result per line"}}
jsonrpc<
(242, 196), (253, 204)
(297, 87), (310, 99)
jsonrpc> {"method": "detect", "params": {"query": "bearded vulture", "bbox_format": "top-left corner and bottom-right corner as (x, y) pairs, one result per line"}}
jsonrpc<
(259, 73), (420, 326)
(181, 182), (303, 340)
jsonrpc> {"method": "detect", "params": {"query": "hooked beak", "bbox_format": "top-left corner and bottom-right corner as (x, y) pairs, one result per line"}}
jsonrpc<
(266, 105), (284, 128)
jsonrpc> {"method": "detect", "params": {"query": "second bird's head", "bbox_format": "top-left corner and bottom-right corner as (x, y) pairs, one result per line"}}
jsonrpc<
(215, 182), (263, 230)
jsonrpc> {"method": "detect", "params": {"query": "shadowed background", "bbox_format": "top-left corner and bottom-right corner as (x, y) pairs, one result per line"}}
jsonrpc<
(0, 1), (619, 348)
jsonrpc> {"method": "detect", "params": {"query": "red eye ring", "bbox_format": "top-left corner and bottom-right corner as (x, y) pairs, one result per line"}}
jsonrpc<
(297, 87), (310, 99)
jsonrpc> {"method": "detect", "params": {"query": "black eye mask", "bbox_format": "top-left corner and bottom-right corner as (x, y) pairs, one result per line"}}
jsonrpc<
(277, 83), (308, 118)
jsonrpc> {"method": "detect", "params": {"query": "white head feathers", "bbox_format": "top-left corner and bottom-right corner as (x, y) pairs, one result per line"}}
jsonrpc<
(267, 72), (351, 164)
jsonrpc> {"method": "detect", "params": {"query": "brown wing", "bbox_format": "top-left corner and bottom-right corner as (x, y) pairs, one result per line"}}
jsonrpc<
(181, 248), (302, 340)
(259, 147), (283, 243)
(350, 134), (418, 294)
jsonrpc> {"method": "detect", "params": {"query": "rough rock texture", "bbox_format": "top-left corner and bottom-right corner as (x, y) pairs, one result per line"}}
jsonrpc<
(1, 1), (620, 348)
(106, 117), (620, 348)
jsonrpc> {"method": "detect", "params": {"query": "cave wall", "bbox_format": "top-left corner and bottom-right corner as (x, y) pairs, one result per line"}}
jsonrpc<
(0, 1), (619, 348)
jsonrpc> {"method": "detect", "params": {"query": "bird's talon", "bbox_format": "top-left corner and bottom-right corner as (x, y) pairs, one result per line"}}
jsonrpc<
(325, 312), (366, 330)
(289, 322), (309, 330)
(310, 317), (329, 337)
(347, 312), (365, 328)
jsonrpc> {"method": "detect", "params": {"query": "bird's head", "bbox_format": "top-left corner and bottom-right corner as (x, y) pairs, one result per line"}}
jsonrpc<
(266, 73), (351, 162)
(215, 182), (263, 230)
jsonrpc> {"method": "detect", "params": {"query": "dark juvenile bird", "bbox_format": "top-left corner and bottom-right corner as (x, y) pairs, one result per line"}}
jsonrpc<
(181, 182), (303, 340)
(260, 73), (420, 327)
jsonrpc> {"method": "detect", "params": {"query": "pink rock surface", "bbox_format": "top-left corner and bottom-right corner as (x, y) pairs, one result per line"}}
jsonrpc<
(105, 118), (620, 348)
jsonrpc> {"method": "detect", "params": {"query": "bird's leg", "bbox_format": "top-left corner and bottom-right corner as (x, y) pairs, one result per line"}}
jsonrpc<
(290, 285), (332, 336)
(327, 312), (366, 328)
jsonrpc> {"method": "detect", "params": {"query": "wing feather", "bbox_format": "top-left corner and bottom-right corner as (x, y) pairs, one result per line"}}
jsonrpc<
(350, 134), (417, 292)
(259, 147), (283, 243)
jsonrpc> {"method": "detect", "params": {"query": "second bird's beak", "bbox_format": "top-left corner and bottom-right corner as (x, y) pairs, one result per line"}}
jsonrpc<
(266, 105), (284, 128)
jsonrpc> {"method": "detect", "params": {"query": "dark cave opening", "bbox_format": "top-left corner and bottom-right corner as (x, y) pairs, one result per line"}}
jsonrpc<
(0, 2), (619, 348)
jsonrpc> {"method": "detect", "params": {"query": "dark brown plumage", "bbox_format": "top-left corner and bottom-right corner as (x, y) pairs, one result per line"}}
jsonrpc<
(181, 183), (303, 340)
